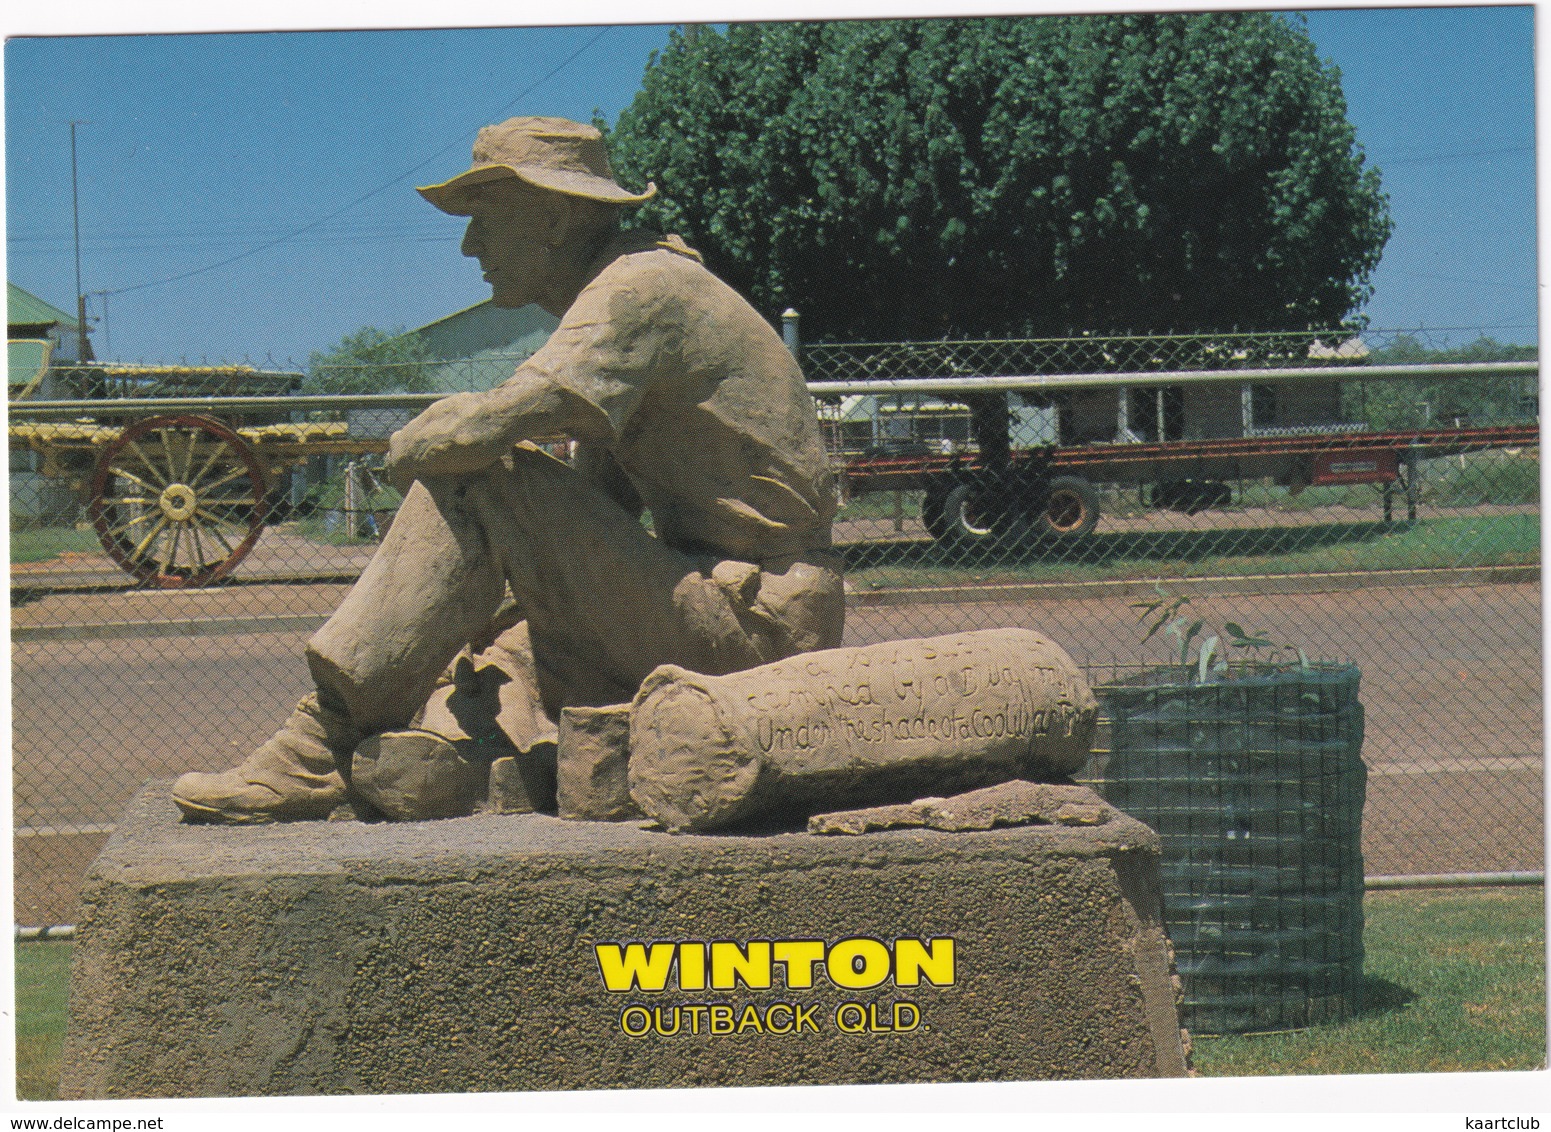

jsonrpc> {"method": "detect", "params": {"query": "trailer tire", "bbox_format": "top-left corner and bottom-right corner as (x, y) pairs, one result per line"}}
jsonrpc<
(1152, 478), (1232, 514)
(936, 482), (1031, 545)
(1031, 475), (1100, 539)
(921, 483), (952, 541)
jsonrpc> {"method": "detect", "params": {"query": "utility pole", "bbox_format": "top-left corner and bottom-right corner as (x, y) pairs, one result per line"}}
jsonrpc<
(70, 119), (94, 361)
(91, 290), (111, 358)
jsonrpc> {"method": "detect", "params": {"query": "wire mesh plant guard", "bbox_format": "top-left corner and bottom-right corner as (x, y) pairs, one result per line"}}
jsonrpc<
(1096, 661), (1367, 1035)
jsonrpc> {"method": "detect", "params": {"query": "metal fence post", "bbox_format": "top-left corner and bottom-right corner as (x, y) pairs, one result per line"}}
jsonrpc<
(782, 309), (800, 357)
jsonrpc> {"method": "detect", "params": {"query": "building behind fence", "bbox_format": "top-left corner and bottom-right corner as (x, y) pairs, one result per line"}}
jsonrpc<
(10, 330), (1542, 926)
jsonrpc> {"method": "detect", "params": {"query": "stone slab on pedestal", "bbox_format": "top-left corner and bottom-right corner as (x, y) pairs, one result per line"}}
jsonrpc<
(60, 782), (1187, 1098)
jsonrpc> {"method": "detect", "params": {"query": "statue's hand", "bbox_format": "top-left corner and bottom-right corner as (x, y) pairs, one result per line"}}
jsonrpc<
(385, 393), (517, 490)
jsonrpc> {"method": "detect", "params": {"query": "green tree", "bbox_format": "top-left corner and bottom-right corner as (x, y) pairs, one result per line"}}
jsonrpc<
(1348, 335), (1537, 430)
(1365, 335), (1537, 367)
(606, 14), (1392, 343)
(305, 326), (434, 395)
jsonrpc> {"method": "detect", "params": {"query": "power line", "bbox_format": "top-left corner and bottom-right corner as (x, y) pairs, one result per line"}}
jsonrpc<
(1385, 270), (1539, 294)
(17, 227), (455, 252)
(1375, 145), (1533, 166)
(14, 217), (455, 242)
(99, 25), (613, 298)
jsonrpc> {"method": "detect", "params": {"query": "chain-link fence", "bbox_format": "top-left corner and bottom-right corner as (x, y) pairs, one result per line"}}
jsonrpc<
(10, 331), (1541, 927)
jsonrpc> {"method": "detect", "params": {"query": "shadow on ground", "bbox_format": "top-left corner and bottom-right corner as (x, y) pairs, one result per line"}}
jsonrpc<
(1355, 975), (1417, 1020)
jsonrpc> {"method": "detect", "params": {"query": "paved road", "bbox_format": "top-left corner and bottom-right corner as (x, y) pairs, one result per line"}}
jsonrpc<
(12, 576), (1541, 924)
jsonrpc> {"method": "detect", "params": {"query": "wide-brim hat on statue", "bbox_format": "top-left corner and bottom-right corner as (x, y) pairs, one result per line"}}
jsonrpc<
(418, 116), (656, 214)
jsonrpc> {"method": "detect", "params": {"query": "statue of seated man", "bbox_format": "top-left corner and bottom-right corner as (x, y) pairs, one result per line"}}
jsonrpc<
(174, 116), (845, 824)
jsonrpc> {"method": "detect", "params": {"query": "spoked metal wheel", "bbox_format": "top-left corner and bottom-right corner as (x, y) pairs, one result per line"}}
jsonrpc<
(89, 414), (268, 588)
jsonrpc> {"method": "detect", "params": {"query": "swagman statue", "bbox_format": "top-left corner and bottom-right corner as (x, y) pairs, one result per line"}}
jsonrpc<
(173, 116), (847, 824)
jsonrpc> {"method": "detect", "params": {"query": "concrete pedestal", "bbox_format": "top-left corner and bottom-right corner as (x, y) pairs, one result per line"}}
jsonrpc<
(60, 782), (1187, 1098)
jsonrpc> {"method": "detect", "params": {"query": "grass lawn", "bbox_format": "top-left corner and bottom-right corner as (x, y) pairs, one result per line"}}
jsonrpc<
(14, 888), (1544, 1098)
(1191, 887), (1546, 1076)
(12, 499), (1537, 579)
(9, 527), (101, 565)
(842, 513), (1540, 589)
(15, 940), (72, 1100)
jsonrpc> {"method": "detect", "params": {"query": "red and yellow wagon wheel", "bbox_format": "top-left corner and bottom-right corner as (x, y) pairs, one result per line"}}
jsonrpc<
(88, 414), (269, 588)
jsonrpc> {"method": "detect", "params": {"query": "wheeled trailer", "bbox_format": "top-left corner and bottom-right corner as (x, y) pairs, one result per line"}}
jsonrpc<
(9, 360), (402, 587)
(838, 423), (1540, 543)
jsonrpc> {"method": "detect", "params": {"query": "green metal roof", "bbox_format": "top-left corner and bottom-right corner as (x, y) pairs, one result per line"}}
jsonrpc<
(412, 300), (556, 364)
(7, 283), (77, 330)
(394, 299), (558, 394)
(7, 338), (52, 395)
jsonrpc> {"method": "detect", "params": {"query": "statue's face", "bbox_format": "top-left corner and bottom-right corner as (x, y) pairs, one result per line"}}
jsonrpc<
(459, 179), (561, 310)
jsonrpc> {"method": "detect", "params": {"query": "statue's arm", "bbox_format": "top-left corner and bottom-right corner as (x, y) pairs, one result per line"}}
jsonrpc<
(573, 440), (643, 518)
(387, 257), (667, 489)
(384, 369), (607, 488)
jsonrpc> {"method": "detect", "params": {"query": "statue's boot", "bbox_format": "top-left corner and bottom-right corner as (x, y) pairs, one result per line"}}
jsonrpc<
(172, 693), (359, 824)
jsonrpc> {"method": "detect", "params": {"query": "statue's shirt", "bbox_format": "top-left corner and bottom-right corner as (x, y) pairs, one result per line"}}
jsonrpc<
(513, 232), (837, 563)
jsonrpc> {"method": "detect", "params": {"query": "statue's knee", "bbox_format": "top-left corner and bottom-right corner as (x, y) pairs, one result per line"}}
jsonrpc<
(303, 644), (361, 721)
(759, 559), (846, 655)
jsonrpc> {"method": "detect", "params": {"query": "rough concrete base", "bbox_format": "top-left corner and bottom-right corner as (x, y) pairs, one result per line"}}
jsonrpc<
(60, 782), (1187, 1098)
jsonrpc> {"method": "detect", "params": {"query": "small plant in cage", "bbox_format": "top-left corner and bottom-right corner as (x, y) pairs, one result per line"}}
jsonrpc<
(1107, 581), (1367, 1035)
(1130, 583), (1311, 684)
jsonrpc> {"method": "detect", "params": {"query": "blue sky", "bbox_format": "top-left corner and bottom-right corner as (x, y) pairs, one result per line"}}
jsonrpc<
(3, 4), (1539, 365)
(1301, 5), (1537, 345)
